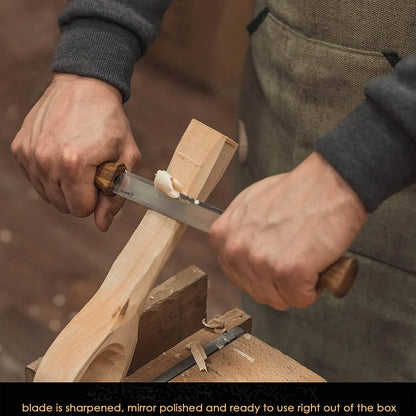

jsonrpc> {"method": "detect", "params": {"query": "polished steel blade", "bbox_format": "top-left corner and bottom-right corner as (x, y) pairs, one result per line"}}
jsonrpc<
(113, 172), (222, 233)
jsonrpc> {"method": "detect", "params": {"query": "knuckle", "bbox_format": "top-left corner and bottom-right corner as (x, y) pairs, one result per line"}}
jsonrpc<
(209, 219), (226, 245)
(224, 238), (246, 263)
(247, 249), (268, 270)
(123, 146), (141, 172)
(34, 146), (52, 168)
(271, 262), (317, 309)
(273, 259), (296, 279)
(10, 139), (20, 157)
(61, 146), (81, 174)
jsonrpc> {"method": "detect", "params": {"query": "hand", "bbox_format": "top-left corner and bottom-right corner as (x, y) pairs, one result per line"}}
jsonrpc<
(210, 152), (367, 310)
(11, 73), (140, 231)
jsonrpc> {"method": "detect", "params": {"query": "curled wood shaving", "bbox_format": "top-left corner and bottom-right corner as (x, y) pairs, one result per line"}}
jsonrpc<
(154, 170), (183, 198)
(202, 315), (226, 334)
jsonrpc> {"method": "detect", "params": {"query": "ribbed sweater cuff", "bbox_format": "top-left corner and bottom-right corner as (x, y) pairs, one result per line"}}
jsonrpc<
(315, 99), (416, 212)
(51, 18), (141, 102)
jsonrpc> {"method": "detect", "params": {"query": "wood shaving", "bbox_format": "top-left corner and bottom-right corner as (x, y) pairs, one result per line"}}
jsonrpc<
(154, 170), (183, 198)
(202, 315), (226, 333)
(186, 341), (207, 372)
(233, 347), (255, 363)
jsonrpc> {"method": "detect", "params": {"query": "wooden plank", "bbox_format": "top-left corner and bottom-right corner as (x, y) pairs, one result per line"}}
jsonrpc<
(129, 265), (207, 373)
(25, 265), (207, 382)
(34, 120), (237, 382)
(172, 334), (325, 382)
(124, 308), (252, 382)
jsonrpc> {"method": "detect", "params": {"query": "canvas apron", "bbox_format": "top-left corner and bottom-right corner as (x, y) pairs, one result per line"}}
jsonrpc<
(236, 0), (416, 381)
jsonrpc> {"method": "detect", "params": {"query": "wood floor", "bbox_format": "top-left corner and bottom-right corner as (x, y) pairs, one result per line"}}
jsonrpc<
(0, 1), (242, 381)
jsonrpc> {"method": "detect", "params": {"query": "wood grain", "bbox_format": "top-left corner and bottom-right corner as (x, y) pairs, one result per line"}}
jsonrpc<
(124, 308), (252, 382)
(129, 265), (207, 373)
(319, 256), (358, 297)
(173, 334), (325, 382)
(34, 120), (237, 382)
(94, 162), (126, 195)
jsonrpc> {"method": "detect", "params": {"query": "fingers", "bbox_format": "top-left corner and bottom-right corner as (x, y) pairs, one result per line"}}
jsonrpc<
(58, 159), (98, 217)
(210, 212), (321, 311)
(210, 217), (290, 310)
(10, 73), (144, 231)
(94, 193), (126, 232)
(12, 115), (141, 231)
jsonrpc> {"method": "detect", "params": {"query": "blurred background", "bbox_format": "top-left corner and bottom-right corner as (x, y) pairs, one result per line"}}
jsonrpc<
(0, 0), (254, 381)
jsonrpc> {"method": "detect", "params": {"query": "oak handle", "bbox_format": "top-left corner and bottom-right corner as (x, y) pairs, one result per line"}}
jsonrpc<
(95, 162), (126, 195)
(318, 256), (358, 298)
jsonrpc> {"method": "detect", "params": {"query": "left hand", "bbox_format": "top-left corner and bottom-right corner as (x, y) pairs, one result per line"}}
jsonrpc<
(209, 152), (367, 310)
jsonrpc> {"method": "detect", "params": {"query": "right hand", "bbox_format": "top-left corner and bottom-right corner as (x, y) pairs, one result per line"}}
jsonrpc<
(11, 73), (140, 231)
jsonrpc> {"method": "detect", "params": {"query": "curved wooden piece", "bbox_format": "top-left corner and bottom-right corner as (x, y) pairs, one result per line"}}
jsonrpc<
(34, 120), (237, 381)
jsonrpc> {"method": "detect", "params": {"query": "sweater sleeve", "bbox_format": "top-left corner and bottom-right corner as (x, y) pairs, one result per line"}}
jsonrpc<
(51, 0), (172, 102)
(315, 53), (416, 212)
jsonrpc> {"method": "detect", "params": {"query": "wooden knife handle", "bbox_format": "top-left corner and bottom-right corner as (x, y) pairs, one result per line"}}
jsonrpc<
(95, 162), (126, 195)
(318, 256), (358, 298)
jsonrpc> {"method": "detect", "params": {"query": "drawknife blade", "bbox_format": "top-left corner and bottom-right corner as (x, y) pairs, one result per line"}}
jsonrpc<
(113, 171), (222, 233)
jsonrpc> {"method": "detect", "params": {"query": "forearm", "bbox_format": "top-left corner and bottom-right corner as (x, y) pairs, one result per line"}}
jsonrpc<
(51, 0), (172, 101)
(316, 52), (416, 212)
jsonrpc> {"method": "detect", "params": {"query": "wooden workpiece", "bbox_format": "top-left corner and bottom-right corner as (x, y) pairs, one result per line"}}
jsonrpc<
(27, 266), (324, 383)
(33, 120), (237, 382)
(26, 265), (208, 382)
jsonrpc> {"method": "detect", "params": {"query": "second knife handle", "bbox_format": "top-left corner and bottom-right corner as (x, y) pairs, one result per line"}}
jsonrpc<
(318, 256), (358, 298)
(95, 162), (126, 195)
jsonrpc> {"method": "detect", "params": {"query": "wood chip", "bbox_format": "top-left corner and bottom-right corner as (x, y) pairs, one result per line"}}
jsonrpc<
(186, 341), (207, 372)
(154, 170), (183, 198)
(233, 347), (255, 363)
(202, 315), (226, 333)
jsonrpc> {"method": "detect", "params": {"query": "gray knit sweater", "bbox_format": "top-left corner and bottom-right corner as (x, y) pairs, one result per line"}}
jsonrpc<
(51, 0), (416, 212)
